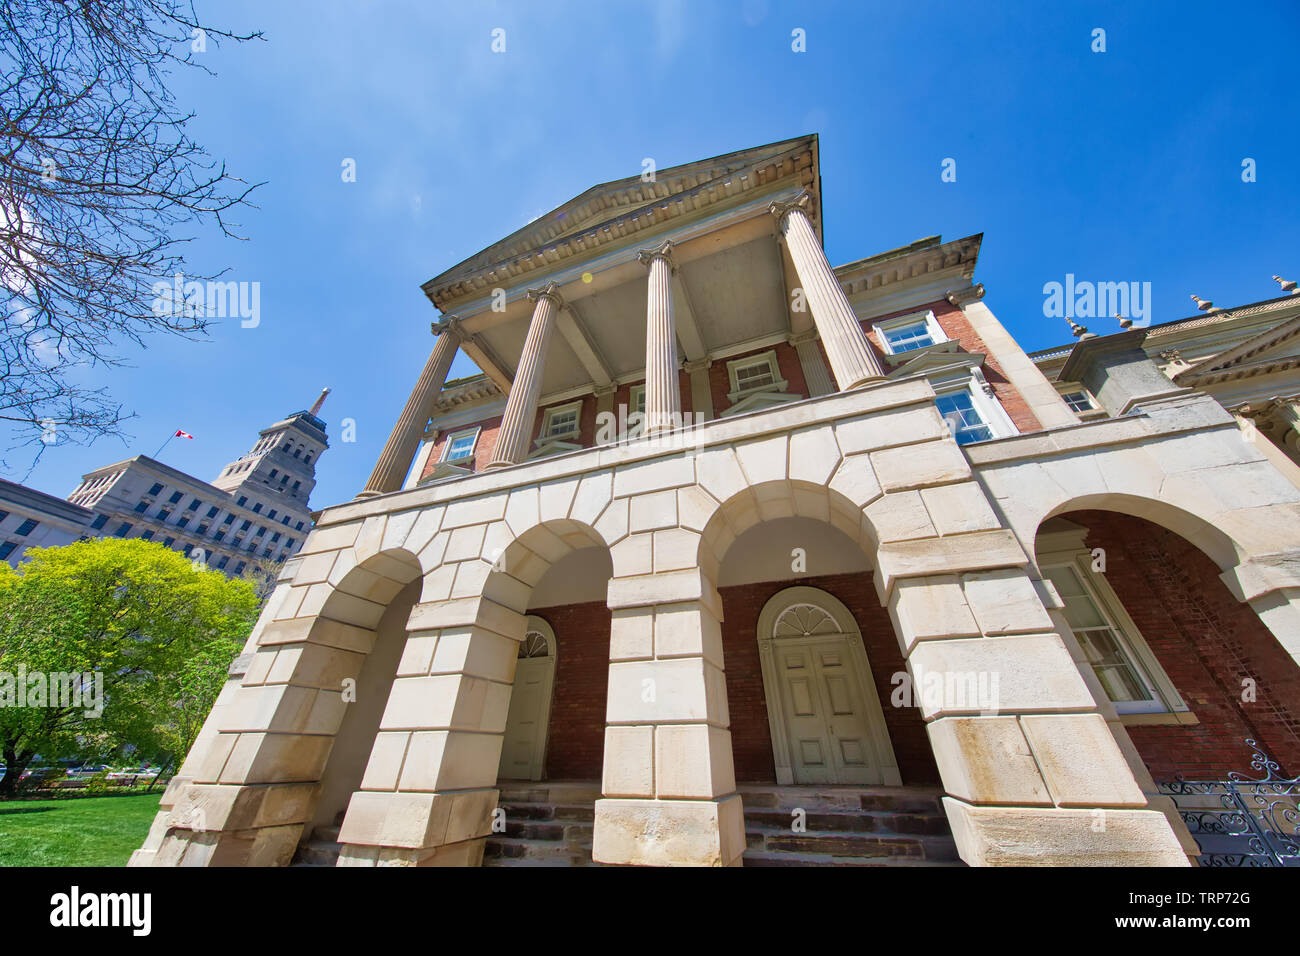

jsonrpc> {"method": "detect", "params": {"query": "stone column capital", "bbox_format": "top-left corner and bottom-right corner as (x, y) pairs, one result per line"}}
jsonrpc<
(682, 357), (712, 374)
(592, 382), (619, 398)
(768, 190), (816, 224)
(526, 282), (564, 309)
(431, 314), (465, 341)
(637, 239), (676, 271)
(787, 328), (820, 347)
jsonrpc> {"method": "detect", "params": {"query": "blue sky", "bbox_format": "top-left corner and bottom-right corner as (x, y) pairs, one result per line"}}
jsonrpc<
(13, 0), (1298, 510)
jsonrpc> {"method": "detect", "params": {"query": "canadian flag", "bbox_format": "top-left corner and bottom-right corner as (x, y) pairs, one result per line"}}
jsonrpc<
(175, 429), (194, 440)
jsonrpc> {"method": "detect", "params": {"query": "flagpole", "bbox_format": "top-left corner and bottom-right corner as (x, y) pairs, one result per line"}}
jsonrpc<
(153, 433), (176, 459)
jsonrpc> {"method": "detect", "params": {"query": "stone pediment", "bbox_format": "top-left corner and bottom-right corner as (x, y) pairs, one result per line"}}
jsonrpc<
(1174, 313), (1300, 386)
(423, 135), (818, 305)
(884, 342), (985, 377)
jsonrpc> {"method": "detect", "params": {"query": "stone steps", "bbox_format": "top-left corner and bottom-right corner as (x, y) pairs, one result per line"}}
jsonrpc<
(292, 781), (963, 867)
(484, 780), (600, 867)
(290, 820), (343, 867)
(737, 783), (962, 866)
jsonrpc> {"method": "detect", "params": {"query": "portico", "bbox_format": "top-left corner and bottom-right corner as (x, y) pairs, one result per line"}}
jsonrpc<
(360, 137), (888, 492)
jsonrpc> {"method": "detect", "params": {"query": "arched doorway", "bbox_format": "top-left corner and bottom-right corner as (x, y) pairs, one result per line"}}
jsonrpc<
(1034, 510), (1300, 865)
(498, 615), (558, 781)
(757, 586), (901, 786)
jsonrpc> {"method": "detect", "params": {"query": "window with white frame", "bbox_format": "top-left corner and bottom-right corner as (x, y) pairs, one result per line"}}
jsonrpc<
(629, 385), (647, 415)
(726, 351), (782, 395)
(935, 389), (995, 445)
(875, 310), (946, 355)
(931, 371), (1018, 446)
(540, 402), (581, 440)
(441, 427), (479, 462)
(1040, 559), (1184, 716)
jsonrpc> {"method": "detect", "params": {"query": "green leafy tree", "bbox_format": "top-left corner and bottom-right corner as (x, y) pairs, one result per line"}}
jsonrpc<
(0, 538), (258, 797)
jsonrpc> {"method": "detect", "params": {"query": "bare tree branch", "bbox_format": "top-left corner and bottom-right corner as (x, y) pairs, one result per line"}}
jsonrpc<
(0, 0), (264, 462)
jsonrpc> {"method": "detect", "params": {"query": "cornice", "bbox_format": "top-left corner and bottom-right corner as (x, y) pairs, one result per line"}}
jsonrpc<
(833, 234), (982, 299)
(423, 140), (817, 309)
(1172, 314), (1300, 385)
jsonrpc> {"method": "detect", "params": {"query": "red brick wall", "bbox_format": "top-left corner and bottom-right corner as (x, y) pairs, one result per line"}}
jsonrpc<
(860, 299), (1044, 435)
(531, 600), (611, 780)
(709, 342), (810, 416)
(530, 394), (599, 448)
(1069, 510), (1300, 779)
(611, 371), (695, 420)
(532, 572), (941, 786)
(421, 414), (503, 481)
(719, 572), (940, 786)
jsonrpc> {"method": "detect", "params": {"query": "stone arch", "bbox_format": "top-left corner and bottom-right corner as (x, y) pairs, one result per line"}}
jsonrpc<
(484, 517), (610, 618)
(306, 546), (424, 624)
(696, 478), (882, 586)
(298, 547), (426, 842)
(324, 510), (614, 866)
(1029, 503), (1300, 856)
(1039, 493), (1240, 573)
(977, 432), (1300, 671)
(1026, 488), (1300, 669)
(130, 541), (438, 868)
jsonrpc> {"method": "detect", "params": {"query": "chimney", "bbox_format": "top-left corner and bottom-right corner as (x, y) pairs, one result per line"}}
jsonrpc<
(1057, 329), (1191, 417)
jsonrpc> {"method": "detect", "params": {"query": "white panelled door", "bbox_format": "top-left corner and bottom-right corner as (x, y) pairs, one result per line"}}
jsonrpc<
(498, 622), (557, 781)
(760, 592), (901, 786)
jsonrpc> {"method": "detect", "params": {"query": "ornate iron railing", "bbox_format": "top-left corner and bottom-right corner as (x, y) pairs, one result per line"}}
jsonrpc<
(1157, 739), (1300, 867)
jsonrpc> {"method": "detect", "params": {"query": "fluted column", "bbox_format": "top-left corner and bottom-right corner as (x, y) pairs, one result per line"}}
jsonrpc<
(487, 282), (562, 468)
(638, 240), (681, 435)
(357, 318), (462, 497)
(771, 192), (884, 389)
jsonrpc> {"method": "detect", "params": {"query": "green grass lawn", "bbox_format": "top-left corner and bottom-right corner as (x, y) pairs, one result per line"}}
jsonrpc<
(0, 792), (162, 866)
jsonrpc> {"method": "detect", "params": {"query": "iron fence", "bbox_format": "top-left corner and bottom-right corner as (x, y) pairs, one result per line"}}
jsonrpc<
(1157, 739), (1300, 867)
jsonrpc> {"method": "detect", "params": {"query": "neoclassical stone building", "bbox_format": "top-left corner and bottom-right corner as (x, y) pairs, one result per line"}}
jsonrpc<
(132, 136), (1300, 867)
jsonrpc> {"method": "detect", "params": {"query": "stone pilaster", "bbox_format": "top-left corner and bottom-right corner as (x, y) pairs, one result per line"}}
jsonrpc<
(358, 319), (462, 497)
(947, 284), (1076, 429)
(594, 572), (745, 866)
(487, 283), (562, 468)
(770, 192), (884, 389)
(594, 383), (618, 419)
(788, 329), (835, 397)
(684, 358), (714, 420)
(638, 240), (682, 435)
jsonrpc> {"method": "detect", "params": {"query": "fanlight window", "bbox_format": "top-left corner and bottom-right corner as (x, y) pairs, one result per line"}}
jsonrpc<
(773, 603), (840, 638)
(518, 630), (551, 659)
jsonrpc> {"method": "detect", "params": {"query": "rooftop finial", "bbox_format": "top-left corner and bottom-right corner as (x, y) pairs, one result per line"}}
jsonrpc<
(1274, 275), (1298, 294)
(1190, 293), (1214, 312)
(309, 387), (331, 417)
(1115, 312), (1133, 330)
(1066, 316), (1095, 340)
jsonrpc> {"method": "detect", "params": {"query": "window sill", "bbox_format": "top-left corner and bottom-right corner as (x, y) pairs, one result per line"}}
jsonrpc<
(1119, 711), (1199, 726)
(881, 339), (957, 367)
(528, 439), (585, 460)
(725, 380), (788, 405)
